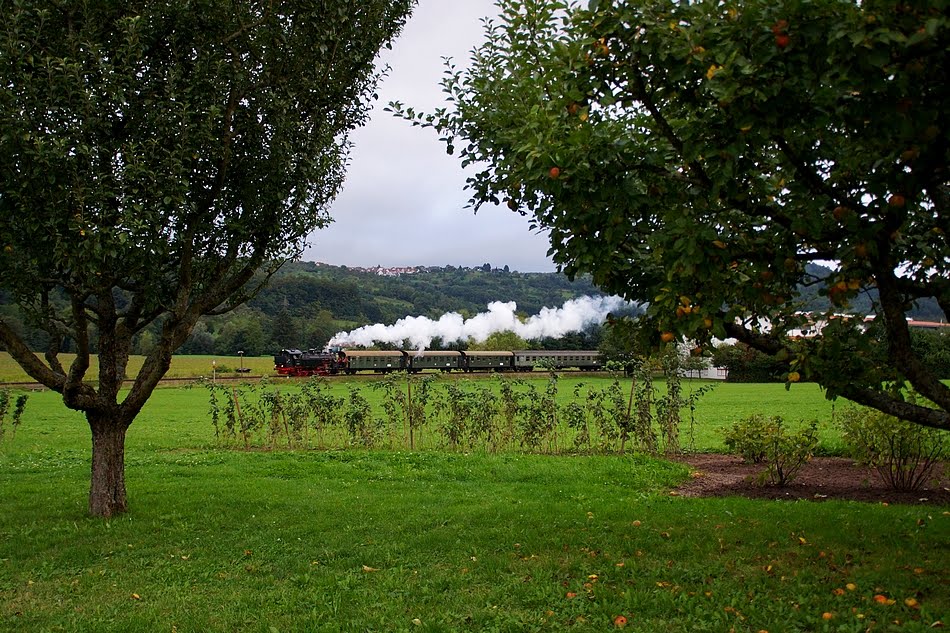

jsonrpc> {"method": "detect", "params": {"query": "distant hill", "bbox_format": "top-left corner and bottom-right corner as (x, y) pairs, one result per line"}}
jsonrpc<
(248, 261), (602, 323)
(207, 261), (943, 353)
(116, 262), (609, 355)
(0, 261), (942, 357)
(0, 262), (609, 356)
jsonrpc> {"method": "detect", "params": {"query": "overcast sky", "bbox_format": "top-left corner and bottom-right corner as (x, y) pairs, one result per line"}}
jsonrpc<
(301, 0), (558, 273)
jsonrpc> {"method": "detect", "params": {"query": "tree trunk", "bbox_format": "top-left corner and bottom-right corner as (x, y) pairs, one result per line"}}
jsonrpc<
(88, 414), (130, 517)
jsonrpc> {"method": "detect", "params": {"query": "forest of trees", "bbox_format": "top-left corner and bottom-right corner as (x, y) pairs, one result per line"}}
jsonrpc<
(0, 263), (604, 357)
(1, 261), (942, 359)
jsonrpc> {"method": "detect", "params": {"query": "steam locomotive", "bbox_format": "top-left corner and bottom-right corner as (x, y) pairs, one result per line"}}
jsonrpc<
(273, 348), (604, 377)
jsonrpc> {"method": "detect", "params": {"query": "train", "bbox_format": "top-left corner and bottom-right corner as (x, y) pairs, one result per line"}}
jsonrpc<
(273, 348), (604, 377)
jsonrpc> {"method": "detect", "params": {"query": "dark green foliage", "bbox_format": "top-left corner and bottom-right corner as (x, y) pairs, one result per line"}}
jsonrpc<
(255, 263), (602, 320)
(516, 374), (561, 452)
(597, 311), (649, 374)
(429, 380), (504, 452)
(1, 263), (608, 354)
(343, 387), (380, 448)
(398, 0), (950, 429)
(301, 378), (345, 449)
(562, 383), (590, 450)
(469, 384), (501, 450)
(249, 264), (610, 351)
(606, 376), (640, 453)
(0, 0), (417, 516)
(247, 262), (606, 349)
(657, 351), (714, 454)
(433, 382), (471, 450)
(911, 328), (950, 379)
(723, 414), (779, 465)
(839, 403), (949, 491)
(205, 367), (713, 457)
(468, 331), (530, 352)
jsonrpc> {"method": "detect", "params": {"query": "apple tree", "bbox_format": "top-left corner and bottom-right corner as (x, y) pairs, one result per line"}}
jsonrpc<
(393, 0), (949, 429)
(0, 0), (414, 516)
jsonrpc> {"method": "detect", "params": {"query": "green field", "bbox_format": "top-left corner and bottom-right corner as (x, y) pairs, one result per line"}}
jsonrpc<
(0, 376), (947, 632)
(0, 352), (275, 383)
(1, 375), (842, 451)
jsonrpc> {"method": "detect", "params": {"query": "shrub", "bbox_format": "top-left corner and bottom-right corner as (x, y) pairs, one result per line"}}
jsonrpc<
(723, 415), (820, 486)
(762, 420), (820, 487)
(722, 414), (772, 464)
(839, 404), (949, 492)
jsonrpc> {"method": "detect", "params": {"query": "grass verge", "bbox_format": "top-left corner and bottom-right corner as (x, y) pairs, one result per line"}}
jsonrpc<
(1, 450), (946, 632)
(0, 384), (946, 631)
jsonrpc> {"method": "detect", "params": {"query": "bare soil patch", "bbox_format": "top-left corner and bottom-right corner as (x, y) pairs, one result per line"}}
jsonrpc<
(672, 454), (950, 505)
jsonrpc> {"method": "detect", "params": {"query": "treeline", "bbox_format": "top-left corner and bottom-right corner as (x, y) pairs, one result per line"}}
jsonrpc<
(2, 260), (943, 360)
(0, 262), (605, 357)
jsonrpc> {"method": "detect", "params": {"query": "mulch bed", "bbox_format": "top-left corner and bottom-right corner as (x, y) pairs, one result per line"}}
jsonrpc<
(671, 453), (950, 506)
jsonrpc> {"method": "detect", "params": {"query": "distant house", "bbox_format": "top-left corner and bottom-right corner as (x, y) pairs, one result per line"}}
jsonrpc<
(787, 313), (950, 339)
(904, 319), (950, 330)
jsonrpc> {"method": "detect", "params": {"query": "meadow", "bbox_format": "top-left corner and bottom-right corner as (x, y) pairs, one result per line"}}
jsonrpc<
(0, 368), (947, 632)
(0, 352), (274, 383)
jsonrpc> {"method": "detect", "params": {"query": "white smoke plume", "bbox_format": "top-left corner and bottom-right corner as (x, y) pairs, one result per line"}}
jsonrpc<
(328, 295), (628, 350)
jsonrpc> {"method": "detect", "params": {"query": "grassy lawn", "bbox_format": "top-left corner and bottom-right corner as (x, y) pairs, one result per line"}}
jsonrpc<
(0, 352), (274, 383)
(0, 380), (947, 632)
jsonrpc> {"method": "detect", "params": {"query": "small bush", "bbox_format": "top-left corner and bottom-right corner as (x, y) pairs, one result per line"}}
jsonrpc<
(723, 415), (819, 486)
(762, 420), (819, 487)
(723, 414), (772, 464)
(839, 404), (949, 492)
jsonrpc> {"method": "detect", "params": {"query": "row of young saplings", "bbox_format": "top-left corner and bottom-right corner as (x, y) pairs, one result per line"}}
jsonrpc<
(203, 368), (948, 492)
(3, 366), (938, 491)
(204, 359), (712, 456)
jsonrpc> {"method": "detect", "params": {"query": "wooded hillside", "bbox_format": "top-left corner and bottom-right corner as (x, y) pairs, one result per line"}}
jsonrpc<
(0, 261), (940, 357)
(0, 262), (604, 357)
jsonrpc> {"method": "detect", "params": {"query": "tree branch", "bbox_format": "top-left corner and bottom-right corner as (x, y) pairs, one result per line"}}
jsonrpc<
(875, 268), (950, 412)
(0, 319), (65, 389)
(839, 383), (950, 431)
(723, 321), (787, 355)
(62, 295), (98, 410)
(773, 136), (863, 211)
(628, 60), (714, 191)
